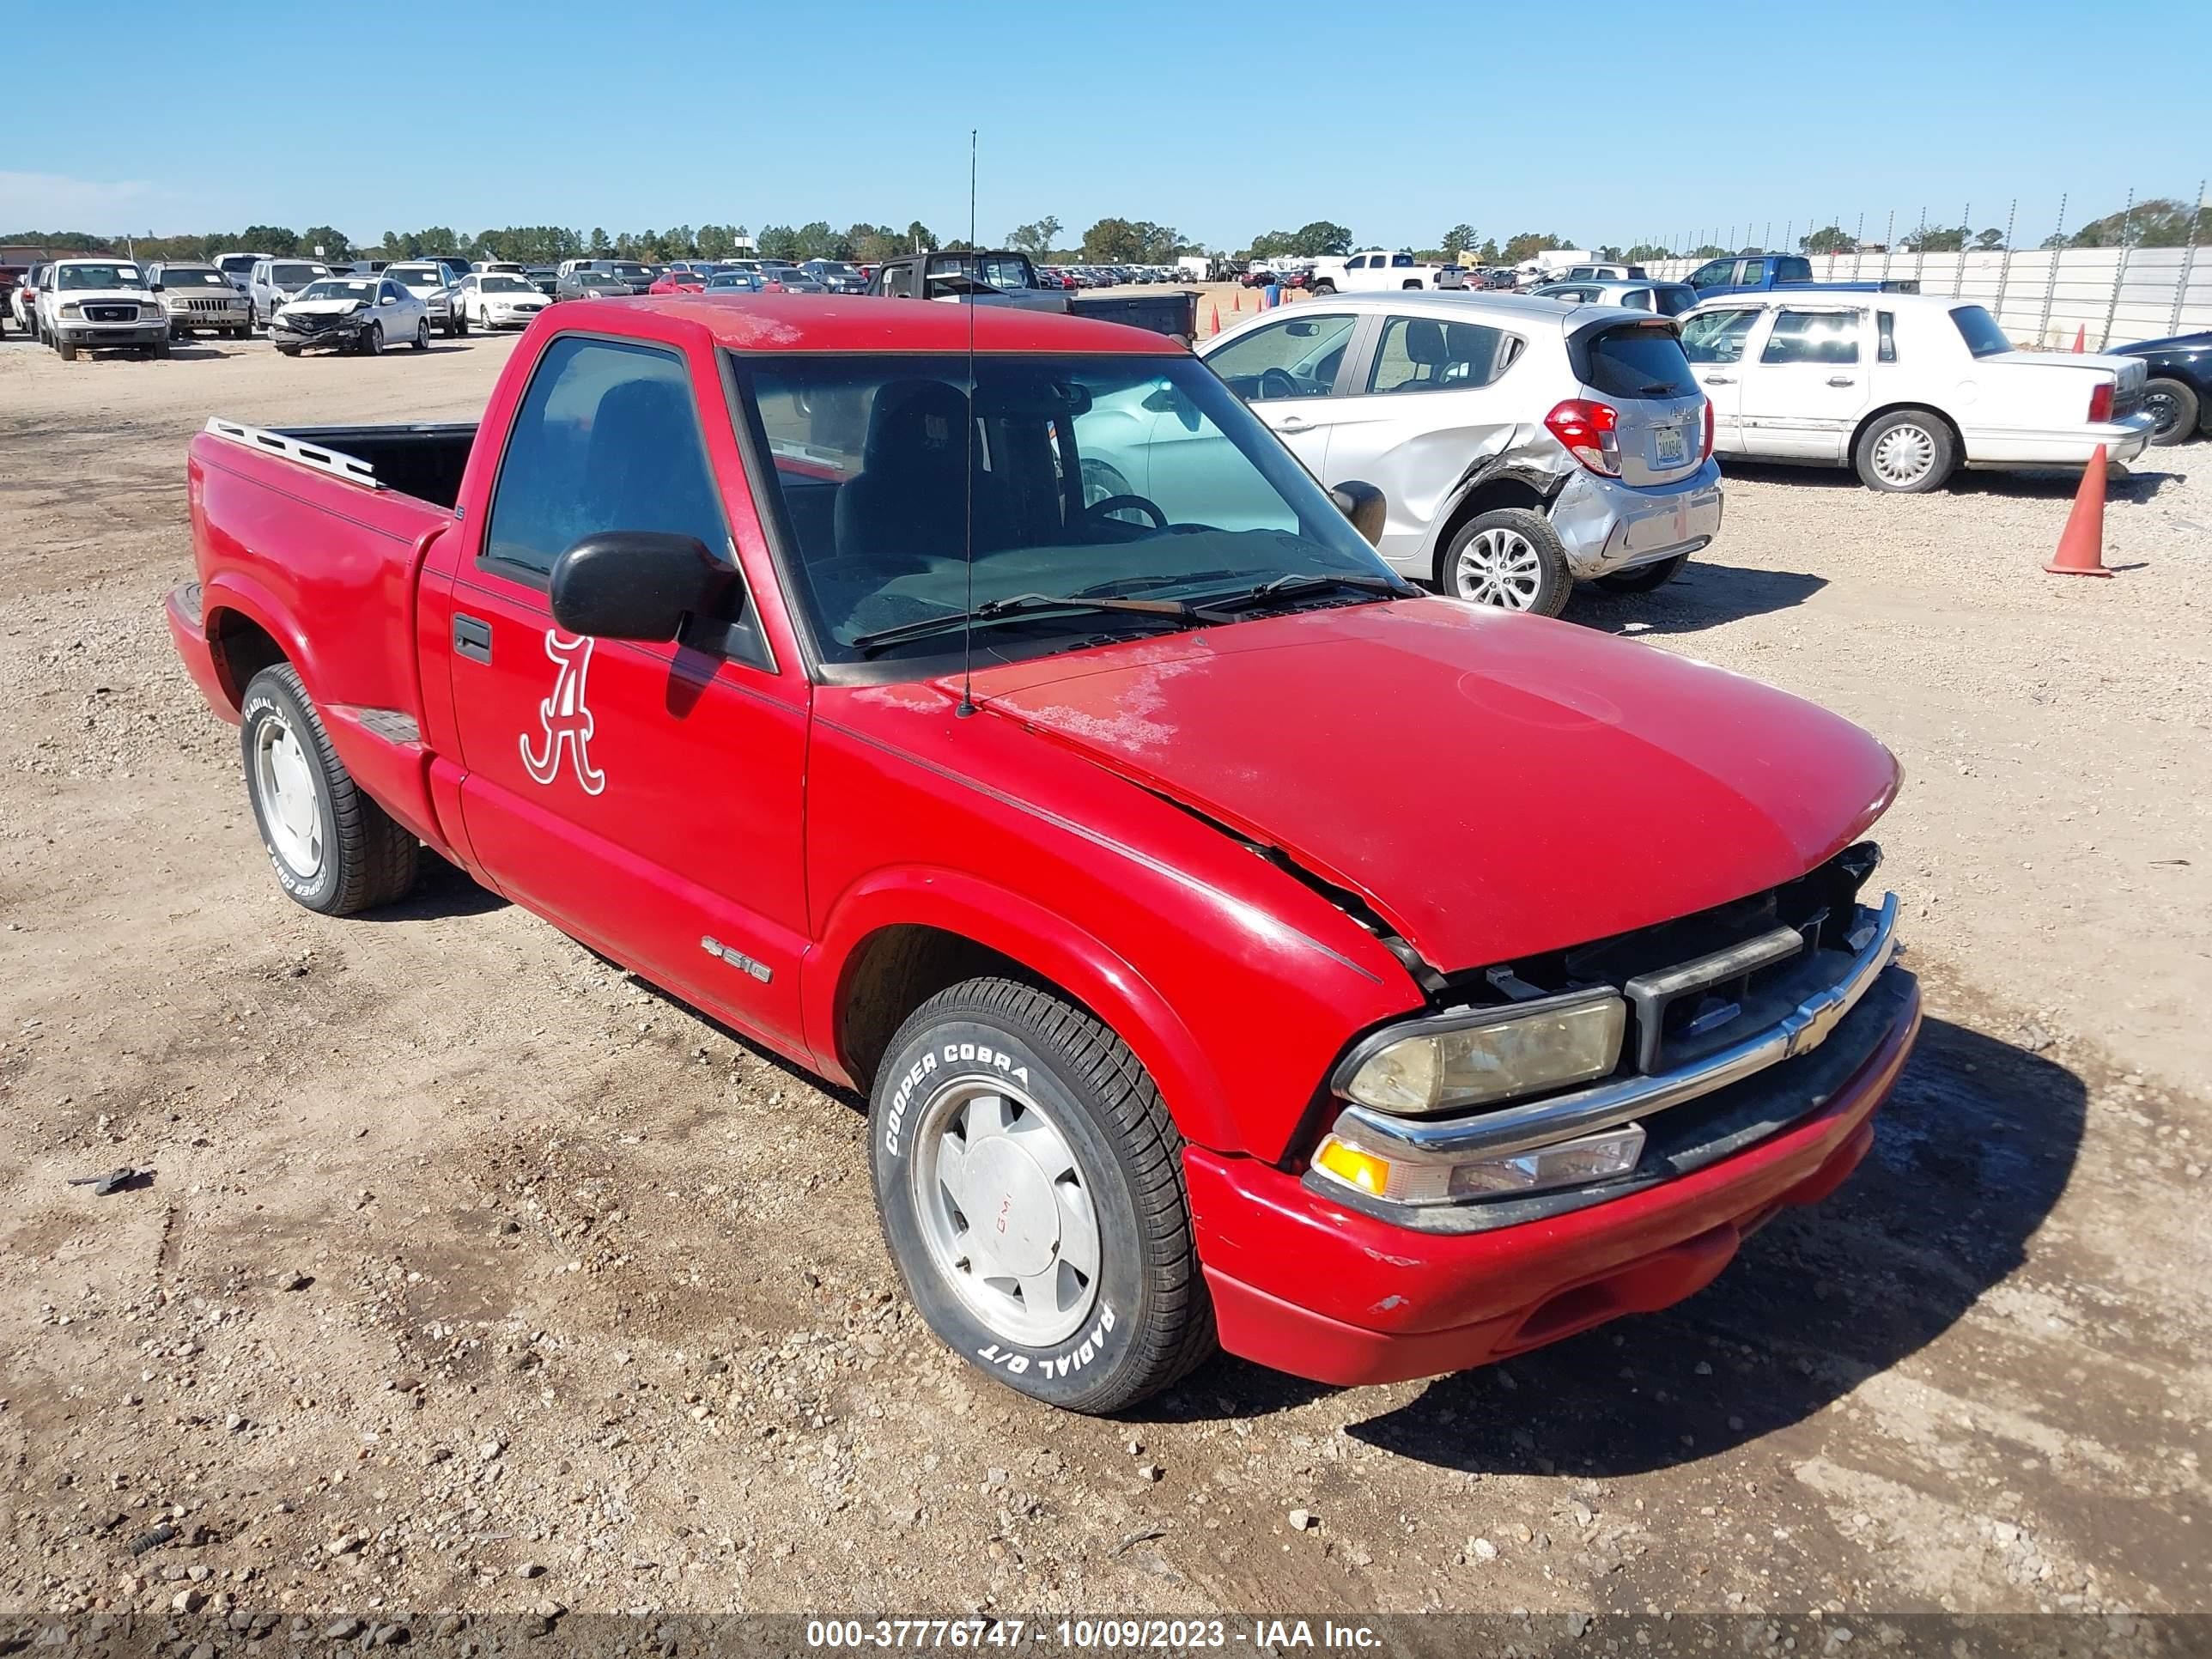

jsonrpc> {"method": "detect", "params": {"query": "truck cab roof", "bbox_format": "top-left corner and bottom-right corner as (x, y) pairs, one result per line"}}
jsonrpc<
(595, 291), (1171, 354)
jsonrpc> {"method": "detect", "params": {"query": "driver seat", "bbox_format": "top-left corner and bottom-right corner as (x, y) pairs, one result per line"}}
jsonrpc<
(834, 379), (974, 562)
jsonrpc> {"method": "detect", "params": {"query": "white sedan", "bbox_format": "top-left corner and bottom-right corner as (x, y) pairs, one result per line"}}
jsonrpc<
(455, 272), (551, 332)
(1679, 291), (2156, 491)
(269, 276), (430, 356)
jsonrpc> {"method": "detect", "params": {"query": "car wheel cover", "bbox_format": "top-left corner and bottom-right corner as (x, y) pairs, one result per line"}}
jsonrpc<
(1454, 527), (1545, 610)
(2144, 388), (2183, 440)
(908, 1074), (1103, 1348)
(252, 713), (323, 880)
(1872, 422), (1936, 486)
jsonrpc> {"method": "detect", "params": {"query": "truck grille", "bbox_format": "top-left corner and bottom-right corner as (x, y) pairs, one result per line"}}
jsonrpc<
(85, 304), (140, 323)
(1442, 843), (1885, 1081)
(185, 298), (230, 313)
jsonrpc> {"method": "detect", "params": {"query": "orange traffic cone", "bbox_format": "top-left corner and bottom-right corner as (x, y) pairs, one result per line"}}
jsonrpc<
(1232, 289), (1243, 313)
(2045, 445), (2112, 576)
(1208, 301), (1220, 334)
(2071, 325), (2086, 353)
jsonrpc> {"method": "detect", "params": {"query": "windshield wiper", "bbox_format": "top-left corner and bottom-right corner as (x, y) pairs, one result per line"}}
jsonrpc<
(1189, 572), (1414, 619)
(848, 592), (1201, 656)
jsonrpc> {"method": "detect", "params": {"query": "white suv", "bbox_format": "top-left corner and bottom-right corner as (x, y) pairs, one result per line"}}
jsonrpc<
(1194, 292), (1723, 615)
(37, 258), (171, 359)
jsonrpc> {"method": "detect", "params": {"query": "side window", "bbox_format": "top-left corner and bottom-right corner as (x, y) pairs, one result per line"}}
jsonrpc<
(1622, 289), (1654, 311)
(1760, 309), (1861, 365)
(1734, 260), (1765, 287)
(1777, 257), (1814, 283)
(1680, 309), (1759, 364)
(1877, 311), (1897, 363)
(1687, 260), (1733, 291)
(883, 264), (915, 298)
(1206, 313), (1359, 398)
(484, 337), (734, 584)
(1391, 253), (1414, 269)
(1368, 316), (1513, 393)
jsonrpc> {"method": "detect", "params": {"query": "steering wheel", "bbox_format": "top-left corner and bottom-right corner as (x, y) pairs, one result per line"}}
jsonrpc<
(1085, 493), (1168, 530)
(1258, 367), (1300, 401)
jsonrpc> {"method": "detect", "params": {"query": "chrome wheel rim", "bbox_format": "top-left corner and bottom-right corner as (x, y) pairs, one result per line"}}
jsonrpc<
(1454, 527), (1544, 610)
(252, 714), (323, 880)
(1871, 422), (1936, 486)
(908, 1074), (1102, 1347)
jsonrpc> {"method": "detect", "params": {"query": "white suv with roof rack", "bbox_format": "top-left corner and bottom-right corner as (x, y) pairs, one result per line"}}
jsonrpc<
(1190, 292), (1722, 615)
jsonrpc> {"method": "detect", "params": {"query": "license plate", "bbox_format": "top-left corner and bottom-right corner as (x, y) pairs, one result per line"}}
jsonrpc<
(1653, 425), (1687, 465)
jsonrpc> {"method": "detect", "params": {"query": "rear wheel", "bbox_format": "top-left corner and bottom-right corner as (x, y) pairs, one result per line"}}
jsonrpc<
(240, 665), (418, 915)
(1596, 553), (1688, 593)
(2143, 376), (2201, 447)
(869, 978), (1216, 1414)
(1310, 279), (1336, 296)
(1854, 408), (1956, 492)
(1441, 507), (1572, 617)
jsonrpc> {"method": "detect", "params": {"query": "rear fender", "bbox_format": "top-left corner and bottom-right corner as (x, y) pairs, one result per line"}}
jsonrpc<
(808, 867), (1238, 1153)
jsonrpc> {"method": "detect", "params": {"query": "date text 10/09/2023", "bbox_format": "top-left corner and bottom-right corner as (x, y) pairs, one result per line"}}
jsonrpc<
(804, 1620), (1384, 1650)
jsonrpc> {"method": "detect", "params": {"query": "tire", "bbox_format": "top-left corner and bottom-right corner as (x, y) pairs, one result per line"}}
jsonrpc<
(240, 665), (418, 916)
(1853, 408), (1956, 492)
(1310, 279), (1336, 296)
(441, 317), (458, 338)
(413, 317), (430, 351)
(455, 312), (471, 337)
(276, 344), (300, 357)
(2143, 377), (2201, 447)
(362, 322), (384, 356)
(1595, 553), (1688, 593)
(1439, 507), (1573, 617)
(58, 340), (76, 362)
(869, 977), (1216, 1414)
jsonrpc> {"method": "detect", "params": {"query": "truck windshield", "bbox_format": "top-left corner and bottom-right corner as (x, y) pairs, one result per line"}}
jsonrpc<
(162, 269), (229, 288)
(737, 352), (1399, 667)
(58, 264), (144, 289)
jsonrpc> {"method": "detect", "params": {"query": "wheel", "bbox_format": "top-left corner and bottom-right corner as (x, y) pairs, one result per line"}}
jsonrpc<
(1310, 279), (1336, 296)
(362, 321), (384, 356)
(58, 340), (76, 362)
(413, 317), (430, 351)
(1595, 553), (1688, 593)
(1440, 507), (1573, 617)
(1853, 408), (1956, 492)
(455, 312), (471, 337)
(276, 343), (301, 356)
(2143, 377), (2201, 447)
(441, 316), (458, 338)
(869, 977), (1216, 1414)
(150, 337), (170, 358)
(240, 664), (418, 916)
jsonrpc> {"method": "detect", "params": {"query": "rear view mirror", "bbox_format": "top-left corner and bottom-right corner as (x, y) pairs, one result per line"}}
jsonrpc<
(1330, 481), (1387, 547)
(550, 532), (736, 641)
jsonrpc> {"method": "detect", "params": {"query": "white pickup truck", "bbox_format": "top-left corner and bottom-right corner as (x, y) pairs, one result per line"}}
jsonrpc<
(1680, 293), (2155, 491)
(1305, 249), (1463, 295)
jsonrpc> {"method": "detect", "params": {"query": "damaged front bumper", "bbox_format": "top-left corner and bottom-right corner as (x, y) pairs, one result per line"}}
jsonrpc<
(1551, 456), (1724, 579)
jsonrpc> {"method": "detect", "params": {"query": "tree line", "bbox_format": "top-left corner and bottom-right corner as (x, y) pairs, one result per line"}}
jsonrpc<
(9, 198), (2191, 271)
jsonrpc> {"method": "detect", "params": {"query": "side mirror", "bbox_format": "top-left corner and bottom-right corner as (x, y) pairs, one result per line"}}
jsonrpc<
(1330, 480), (1387, 547)
(550, 532), (736, 641)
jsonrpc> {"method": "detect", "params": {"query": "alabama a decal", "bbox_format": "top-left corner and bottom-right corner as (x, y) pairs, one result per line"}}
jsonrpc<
(520, 629), (606, 794)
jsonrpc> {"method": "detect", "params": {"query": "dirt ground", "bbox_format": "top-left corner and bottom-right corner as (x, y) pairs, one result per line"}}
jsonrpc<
(0, 310), (2207, 1632)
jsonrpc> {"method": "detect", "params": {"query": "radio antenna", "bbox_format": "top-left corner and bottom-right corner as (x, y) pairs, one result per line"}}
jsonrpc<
(956, 126), (980, 720)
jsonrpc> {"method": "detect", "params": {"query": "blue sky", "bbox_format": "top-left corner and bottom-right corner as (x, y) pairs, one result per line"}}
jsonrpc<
(7, 0), (2206, 252)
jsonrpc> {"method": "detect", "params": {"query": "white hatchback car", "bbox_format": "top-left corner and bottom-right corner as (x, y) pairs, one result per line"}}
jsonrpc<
(1679, 292), (2156, 490)
(1187, 293), (1722, 614)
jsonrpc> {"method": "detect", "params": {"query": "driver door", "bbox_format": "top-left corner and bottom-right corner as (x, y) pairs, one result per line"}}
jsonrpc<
(1198, 311), (1364, 477)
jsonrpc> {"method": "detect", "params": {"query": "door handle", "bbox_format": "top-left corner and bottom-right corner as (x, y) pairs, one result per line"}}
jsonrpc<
(1275, 416), (1312, 432)
(453, 614), (492, 664)
(1704, 374), (1734, 385)
(1827, 376), (1857, 387)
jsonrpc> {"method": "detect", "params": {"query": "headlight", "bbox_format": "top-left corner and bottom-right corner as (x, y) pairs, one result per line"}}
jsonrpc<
(1311, 1121), (1646, 1204)
(1334, 990), (1626, 1115)
(61, 301), (82, 316)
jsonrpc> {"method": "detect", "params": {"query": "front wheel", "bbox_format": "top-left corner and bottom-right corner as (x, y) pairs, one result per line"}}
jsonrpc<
(362, 321), (384, 356)
(1596, 553), (1689, 593)
(240, 665), (418, 915)
(869, 978), (1216, 1414)
(1440, 507), (1573, 617)
(1853, 408), (1956, 492)
(2143, 376), (2201, 447)
(455, 312), (471, 337)
(413, 317), (430, 351)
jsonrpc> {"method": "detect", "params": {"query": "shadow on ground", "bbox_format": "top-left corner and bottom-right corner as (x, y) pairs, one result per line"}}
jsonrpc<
(1145, 1015), (2082, 1468)
(1716, 457), (2182, 501)
(1570, 560), (1827, 635)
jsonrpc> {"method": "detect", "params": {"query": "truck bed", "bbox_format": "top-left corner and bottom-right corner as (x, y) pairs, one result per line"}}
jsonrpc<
(219, 421), (478, 509)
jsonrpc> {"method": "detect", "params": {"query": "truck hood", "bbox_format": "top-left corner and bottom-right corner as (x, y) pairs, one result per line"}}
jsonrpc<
(962, 601), (1899, 971)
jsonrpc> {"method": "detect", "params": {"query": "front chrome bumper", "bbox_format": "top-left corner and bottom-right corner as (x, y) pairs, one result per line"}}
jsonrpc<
(1317, 893), (1901, 1202)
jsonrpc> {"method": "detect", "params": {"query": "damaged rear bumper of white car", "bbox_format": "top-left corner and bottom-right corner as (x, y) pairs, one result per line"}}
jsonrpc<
(1551, 458), (1724, 580)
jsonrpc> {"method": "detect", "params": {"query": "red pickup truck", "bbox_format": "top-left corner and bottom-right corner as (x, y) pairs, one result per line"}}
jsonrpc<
(167, 295), (1920, 1413)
